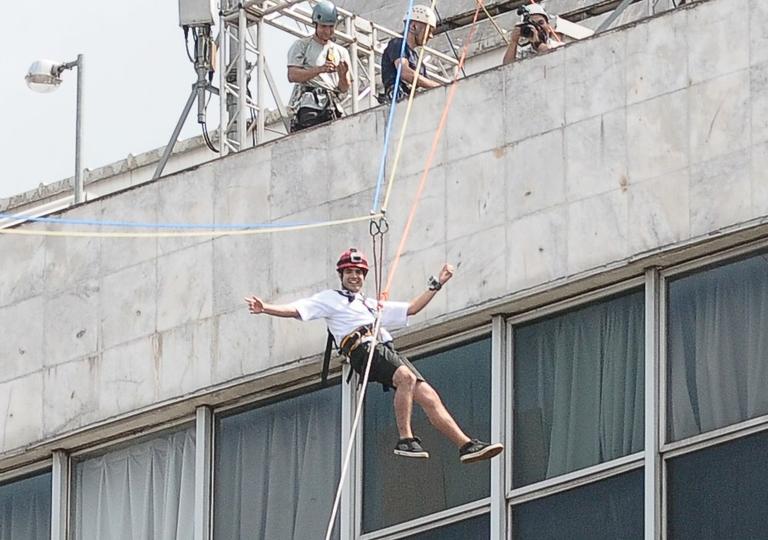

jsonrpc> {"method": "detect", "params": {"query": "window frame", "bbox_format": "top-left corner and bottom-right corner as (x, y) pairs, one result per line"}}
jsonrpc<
(0, 462), (55, 540)
(505, 277), (645, 500)
(354, 325), (492, 540)
(659, 241), (768, 452)
(0, 460), (51, 485)
(210, 379), (344, 540)
(658, 240), (768, 538)
(507, 465), (645, 538)
(68, 418), (197, 540)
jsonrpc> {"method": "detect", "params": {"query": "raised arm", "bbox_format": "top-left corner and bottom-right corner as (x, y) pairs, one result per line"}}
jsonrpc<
(502, 27), (522, 65)
(244, 295), (300, 319)
(407, 264), (454, 316)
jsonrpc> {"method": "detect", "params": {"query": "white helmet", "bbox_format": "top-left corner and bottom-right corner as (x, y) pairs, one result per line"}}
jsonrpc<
(406, 5), (437, 28)
(522, 3), (549, 22)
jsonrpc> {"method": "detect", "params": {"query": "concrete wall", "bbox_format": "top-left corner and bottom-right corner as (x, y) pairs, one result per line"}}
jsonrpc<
(1, 0), (766, 463)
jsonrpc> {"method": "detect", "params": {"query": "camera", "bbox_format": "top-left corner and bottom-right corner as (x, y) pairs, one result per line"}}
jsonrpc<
(520, 23), (535, 38)
(516, 4), (545, 42)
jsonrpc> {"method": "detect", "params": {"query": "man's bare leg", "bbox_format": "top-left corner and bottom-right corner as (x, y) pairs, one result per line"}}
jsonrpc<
(391, 365), (418, 439)
(413, 381), (471, 447)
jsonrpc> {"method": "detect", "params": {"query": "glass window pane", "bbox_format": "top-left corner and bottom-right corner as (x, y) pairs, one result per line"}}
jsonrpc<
(214, 385), (341, 540)
(513, 291), (644, 487)
(404, 514), (490, 539)
(512, 469), (643, 540)
(668, 430), (768, 539)
(362, 338), (492, 532)
(0, 471), (51, 540)
(72, 427), (196, 540)
(667, 253), (768, 441)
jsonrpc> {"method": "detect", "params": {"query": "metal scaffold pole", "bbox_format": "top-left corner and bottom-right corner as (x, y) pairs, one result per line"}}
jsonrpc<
(214, 0), (461, 154)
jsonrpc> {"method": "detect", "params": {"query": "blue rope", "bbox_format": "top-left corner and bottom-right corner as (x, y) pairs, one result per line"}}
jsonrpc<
(0, 212), (313, 230)
(370, 0), (417, 214)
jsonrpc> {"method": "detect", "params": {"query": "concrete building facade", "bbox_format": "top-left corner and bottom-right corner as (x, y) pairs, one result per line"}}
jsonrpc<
(2, 0), (768, 538)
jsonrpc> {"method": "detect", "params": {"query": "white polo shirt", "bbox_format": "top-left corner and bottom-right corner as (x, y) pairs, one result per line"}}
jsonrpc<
(291, 289), (409, 345)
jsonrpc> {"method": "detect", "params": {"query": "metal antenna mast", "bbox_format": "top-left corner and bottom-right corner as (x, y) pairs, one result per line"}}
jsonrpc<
(154, 2), (219, 180)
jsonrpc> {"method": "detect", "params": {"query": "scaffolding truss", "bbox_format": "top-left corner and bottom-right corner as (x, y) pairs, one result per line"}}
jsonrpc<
(216, 0), (462, 156)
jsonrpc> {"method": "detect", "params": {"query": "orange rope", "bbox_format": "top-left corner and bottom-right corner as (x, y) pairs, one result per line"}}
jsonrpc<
(382, 2), (483, 297)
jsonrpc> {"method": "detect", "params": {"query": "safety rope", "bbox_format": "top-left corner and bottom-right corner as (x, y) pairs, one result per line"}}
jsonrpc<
(478, 1), (510, 45)
(323, 312), (383, 540)
(379, 0), (439, 215)
(323, 212), (387, 539)
(0, 213), (382, 239)
(0, 211), (361, 231)
(324, 4), (484, 538)
(371, 0), (418, 213)
(383, 3), (481, 295)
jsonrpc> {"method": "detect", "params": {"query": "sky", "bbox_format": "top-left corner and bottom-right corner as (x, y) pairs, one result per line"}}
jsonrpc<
(0, 1), (294, 199)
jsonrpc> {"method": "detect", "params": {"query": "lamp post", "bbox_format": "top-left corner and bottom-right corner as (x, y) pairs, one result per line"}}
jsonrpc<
(25, 54), (85, 204)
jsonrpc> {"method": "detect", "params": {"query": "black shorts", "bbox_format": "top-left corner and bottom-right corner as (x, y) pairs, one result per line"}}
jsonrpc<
(348, 342), (424, 388)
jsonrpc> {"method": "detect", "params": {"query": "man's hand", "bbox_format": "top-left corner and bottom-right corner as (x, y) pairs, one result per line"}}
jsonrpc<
(438, 264), (455, 286)
(407, 263), (454, 316)
(319, 60), (336, 74)
(337, 60), (348, 76)
(244, 296), (265, 315)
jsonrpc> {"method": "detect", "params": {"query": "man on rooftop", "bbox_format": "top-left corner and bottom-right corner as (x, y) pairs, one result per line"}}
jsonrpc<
(380, 5), (443, 103)
(286, 0), (351, 132)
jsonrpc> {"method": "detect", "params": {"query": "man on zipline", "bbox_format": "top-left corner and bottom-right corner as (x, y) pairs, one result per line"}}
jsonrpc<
(380, 5), (442, 103)
(244, 248), (504, 463)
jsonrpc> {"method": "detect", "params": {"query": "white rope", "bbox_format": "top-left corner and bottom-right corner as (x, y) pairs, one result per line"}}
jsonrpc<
(323, 312), (383, 540)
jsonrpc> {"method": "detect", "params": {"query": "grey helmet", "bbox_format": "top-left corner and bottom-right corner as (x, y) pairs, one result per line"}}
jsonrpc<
(312, 1), (339, 25)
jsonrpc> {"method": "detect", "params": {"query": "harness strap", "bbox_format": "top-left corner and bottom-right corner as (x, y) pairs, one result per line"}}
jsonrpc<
(321, 329), (335, 386)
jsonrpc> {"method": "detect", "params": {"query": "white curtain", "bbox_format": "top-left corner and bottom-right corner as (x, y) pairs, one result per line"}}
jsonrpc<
(214, 386), (341, 540)
(0, 472), (51, 540)
(73, 428), (196, 540)
(514, 292), (645, 486)
(668, 255), (768, 441)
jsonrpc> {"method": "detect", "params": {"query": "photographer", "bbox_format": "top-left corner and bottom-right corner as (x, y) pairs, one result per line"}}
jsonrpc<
(502, 3), (554, 65)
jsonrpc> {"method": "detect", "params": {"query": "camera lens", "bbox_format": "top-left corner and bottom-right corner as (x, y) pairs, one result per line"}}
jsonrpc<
(521, 25), (533, 38)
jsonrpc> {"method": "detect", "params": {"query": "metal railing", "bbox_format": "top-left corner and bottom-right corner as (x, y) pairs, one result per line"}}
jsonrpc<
(216, 0), (462, 156)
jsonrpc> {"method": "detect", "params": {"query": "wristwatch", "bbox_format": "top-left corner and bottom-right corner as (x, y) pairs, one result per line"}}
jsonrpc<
(428, 276), (442, 291)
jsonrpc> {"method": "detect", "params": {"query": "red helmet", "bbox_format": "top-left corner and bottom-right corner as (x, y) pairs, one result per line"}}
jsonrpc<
(336, 248), (369, 275)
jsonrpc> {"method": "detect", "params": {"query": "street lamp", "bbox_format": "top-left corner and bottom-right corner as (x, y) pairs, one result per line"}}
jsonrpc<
(25, 54), (85, 204)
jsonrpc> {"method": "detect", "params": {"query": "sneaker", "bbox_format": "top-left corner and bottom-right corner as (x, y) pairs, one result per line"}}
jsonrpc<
(459, 439), (504, 464)
(393, 437), (430, 459)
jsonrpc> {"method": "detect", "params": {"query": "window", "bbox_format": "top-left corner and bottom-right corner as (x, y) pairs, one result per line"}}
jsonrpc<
(72, 427), (196, 539)
(403, 514), (490, 539)
(667, 429), (768, 539)
(511, 469), (643, 540)
(214, 385), (341, 540)
(513, 291), (644, 487)
(667, 253), (768, 441)
(362, 337), (492, 532)
(0, 471), (51, 540)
